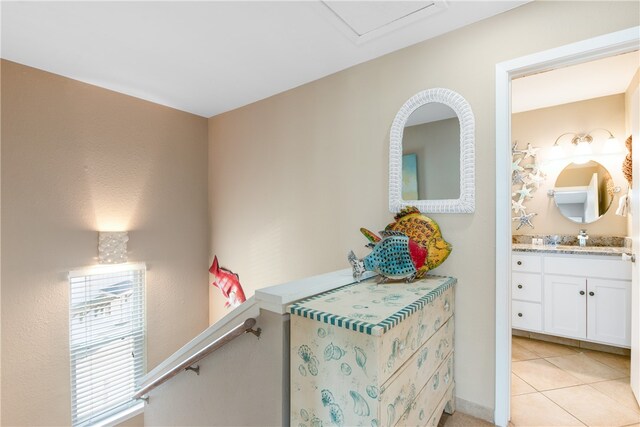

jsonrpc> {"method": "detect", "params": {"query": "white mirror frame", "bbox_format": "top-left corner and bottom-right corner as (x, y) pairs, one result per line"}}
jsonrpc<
(389, 88), (475, 213)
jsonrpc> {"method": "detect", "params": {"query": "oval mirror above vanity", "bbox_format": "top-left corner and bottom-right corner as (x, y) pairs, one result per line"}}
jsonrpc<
(389, 88), (475, 213)
(551, 160), (616, 224)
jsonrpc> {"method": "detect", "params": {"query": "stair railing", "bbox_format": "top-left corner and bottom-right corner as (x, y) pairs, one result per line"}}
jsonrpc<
(133, 317), (261, 401)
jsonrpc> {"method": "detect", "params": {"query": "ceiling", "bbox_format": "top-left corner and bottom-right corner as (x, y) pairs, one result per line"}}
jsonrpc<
(512, 50), (640, 113)
(1, 1), (529, 118)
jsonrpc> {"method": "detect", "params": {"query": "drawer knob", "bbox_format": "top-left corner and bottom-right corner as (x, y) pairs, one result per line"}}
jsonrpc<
(517, 284), (523, 289)
(580, 291), (585, 295)
(517, 313), (523, 317)
(589, 291), (595, 296)
(517, 261), (522, 266)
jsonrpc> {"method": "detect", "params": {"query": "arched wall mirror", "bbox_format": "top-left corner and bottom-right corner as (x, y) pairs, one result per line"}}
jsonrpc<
(389, 88), (475, 213)
(551, 160), (617, 224)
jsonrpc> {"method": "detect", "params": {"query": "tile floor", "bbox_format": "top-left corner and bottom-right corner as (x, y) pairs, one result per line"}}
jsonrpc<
(511, 336), (640, 427)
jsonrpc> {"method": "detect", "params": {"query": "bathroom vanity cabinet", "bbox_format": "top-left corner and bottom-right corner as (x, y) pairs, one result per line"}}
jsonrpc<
(289, 275), (456, 427)
(512, 251), (631, 347)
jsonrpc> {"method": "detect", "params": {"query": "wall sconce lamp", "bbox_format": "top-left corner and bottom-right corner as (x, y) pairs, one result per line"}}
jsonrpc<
(551, 128), (620, 164)
(98, 231), (129, 264)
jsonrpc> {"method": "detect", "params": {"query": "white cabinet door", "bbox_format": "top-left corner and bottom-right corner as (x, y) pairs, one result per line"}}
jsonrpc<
(587, 279), (631, 347)
(544, 275), (586, 340)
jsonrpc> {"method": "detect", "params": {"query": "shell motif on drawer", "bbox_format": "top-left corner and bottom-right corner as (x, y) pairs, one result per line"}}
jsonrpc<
(400, 354), (454, 426)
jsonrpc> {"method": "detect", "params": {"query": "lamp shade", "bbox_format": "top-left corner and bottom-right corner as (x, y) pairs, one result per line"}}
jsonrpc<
(603, 136), (622, 154)
(549, 143), (565, 160)
(573, 140), (592, 164)
(98, 231), (129, 263)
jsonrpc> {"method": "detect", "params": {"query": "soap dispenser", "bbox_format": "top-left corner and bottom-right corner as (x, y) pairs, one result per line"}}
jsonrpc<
(578, 229), (589, 247)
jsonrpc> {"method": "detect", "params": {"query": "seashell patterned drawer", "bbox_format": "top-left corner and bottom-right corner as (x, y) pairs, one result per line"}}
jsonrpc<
(289, 275), (456, 427)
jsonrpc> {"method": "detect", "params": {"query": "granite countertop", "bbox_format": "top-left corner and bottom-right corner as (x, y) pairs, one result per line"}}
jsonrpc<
(512, 243), (627, 257)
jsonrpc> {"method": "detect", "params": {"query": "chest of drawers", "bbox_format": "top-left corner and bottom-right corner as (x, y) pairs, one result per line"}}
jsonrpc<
(289, 275), (456, 427)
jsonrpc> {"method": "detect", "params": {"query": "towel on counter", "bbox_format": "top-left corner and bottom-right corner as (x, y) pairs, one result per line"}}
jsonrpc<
(616, 193), (630, 216)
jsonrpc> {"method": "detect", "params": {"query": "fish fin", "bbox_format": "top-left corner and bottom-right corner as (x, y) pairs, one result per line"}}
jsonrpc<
(348, 250), (365, 282)
(394, 206), (421, 221)
(379, 230), (407, 238)
(209, 255), (220, 274)
(404, 273), (417, 283)
(360, 227), (381, 243)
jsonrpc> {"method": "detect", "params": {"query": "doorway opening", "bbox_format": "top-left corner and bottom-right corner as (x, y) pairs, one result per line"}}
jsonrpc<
(495, 27), (640, 427)
(510, 51), (639, 427)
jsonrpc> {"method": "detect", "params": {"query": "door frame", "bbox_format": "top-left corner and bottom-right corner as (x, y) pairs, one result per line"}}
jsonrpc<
(494, 26), (640, 427)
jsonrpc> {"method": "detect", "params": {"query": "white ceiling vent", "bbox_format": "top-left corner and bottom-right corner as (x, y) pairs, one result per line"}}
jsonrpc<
(321, 1), (448, 44)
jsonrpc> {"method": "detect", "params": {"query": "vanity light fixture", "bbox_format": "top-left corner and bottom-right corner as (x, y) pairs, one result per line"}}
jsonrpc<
(551, 128), (620, 163)
(98, 231), (129, 264)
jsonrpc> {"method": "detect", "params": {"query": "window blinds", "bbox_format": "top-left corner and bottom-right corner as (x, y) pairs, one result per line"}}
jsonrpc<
(69, 263), (146, 427)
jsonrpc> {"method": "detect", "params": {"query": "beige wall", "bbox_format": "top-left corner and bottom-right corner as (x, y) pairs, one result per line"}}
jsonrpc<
(625, 68), (640, 233)
(208, 1), (639, 414)
(625, 68), (640, 136)
(1, 60), (209, 426)
(144, 310), (289, 426)
(512, 94), (628, 236)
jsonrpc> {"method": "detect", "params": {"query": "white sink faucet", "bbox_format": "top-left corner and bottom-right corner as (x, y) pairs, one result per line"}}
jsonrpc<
(578, 229), (589, 247)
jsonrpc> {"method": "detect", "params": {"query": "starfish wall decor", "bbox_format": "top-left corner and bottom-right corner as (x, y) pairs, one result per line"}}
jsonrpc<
(513, 212), (538, 230)
(511, 141), (544, 230)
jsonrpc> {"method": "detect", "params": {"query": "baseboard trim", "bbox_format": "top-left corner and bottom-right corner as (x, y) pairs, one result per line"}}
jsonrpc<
(455, 397), (494, 423)
(512, 329), (630, 356)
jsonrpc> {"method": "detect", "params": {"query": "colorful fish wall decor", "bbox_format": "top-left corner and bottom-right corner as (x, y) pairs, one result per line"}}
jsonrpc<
(348, 207), (452, 283)
(209, 256), (246, 308)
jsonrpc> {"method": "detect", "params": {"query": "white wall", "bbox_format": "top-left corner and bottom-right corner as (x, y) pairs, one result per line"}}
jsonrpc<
(1, 60), (210, 426)
(208, 1), (639, 416)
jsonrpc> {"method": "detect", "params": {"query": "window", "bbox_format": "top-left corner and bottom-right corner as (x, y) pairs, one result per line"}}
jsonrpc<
(69, 263), (146, 427)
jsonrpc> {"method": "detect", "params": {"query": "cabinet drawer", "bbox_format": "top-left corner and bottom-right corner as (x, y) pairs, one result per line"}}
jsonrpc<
(397, 354), (454, 426)
(512, 253), (542, 273)
(512, 301), (542, 331)
(512, 272), (542, 302)
(380, 285), (454, 380)
(544, 255), (631, 280)
(380, 318), (454, 425)
(423, 382), (455, 427)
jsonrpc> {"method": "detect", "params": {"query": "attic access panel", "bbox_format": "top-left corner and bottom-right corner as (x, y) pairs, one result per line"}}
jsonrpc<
(322, 1), (448, 44)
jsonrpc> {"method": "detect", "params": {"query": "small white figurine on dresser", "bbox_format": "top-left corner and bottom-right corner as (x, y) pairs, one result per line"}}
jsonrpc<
(289, 275), (456, 427)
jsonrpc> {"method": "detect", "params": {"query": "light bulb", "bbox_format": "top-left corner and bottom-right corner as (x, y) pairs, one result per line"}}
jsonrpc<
(603, 136), (622, 154)
(573, 140), (592, 164)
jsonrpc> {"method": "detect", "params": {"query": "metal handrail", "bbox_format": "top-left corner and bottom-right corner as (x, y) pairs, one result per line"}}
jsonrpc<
(133, 317), (261, 400)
